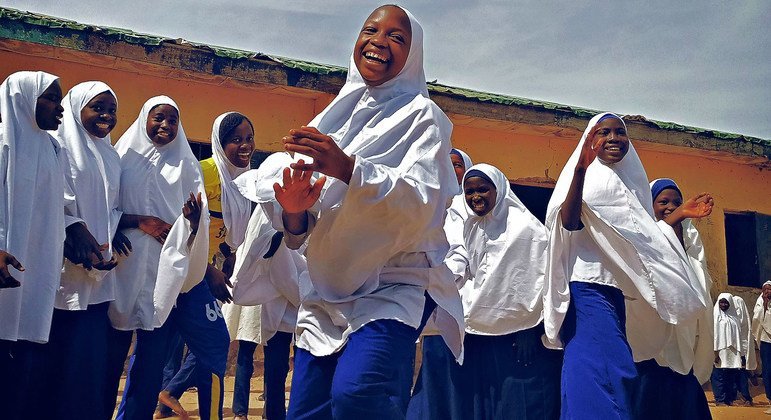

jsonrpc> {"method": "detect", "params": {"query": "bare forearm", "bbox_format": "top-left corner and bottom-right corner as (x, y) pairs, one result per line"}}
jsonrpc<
(560, 168), (586, 231)
(118, 214), (143, 230)
(282, 210), (309, 236)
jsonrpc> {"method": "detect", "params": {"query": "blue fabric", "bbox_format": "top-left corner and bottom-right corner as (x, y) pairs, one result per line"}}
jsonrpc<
(464, 169), (494, 186)
(710, 368), (737, 404)
(116, 280), (230, 420)
(165, 349), (197, 398)
(42, 302), (113, 420)
(762, 341), (771, 400)
(264, 331), (294, 420)
(157, 332), (189, 417)
(286, 292), (434, 419)
(630, 359), (711, 420)
(736, 369), (752, 402)
(409, 327), (561, 420)
(0, 339), (49, 420)
(561, 281), (637, 419)
(650, 178), (681, 202)
(407, 335), (464, 420)
(104, 327), (133, 417)
(233, 340), (258, 416)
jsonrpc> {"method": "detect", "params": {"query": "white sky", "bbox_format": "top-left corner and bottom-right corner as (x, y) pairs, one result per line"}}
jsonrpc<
(3, 0), (770, 138)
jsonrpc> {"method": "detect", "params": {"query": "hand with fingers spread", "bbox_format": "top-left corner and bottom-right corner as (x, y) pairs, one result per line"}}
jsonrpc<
(576, 126), (600, 171)
(665, 192), (715, 228)
(283, 126), (355, 184)
(64, 222), (110, 271)
(0, 250), (24, 288)
(112, 230), (133, 257)
(183, 192), (203, 235)
(138, 216), (172, 244)
(273, 161), (327, 215)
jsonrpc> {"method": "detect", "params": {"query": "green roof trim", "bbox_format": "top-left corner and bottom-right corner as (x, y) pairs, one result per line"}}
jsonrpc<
(1, 6), (768, 150)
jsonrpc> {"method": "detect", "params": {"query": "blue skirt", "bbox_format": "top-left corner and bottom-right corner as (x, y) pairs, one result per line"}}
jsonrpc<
(631, 359), (711, 419)
(561, 281), (637, 420)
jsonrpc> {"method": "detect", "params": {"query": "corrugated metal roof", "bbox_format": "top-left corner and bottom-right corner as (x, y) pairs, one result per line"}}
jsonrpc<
(1, 6), (768, 149)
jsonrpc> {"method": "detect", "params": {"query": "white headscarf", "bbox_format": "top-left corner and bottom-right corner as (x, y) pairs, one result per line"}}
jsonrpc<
(55, 81), (122, 288)
(294, 6), (456, 302)
(210, 112), (252, 248)
(460, 164), (547, 335)
(752, 281), (771, 345)
(732, 294), (757, 370)
(714, 292), (741, 352)
(543, 112), (707, 360)
(0, 71), (66, 342)
(648, 178), (714, 383)
(110, 96), (209, 329)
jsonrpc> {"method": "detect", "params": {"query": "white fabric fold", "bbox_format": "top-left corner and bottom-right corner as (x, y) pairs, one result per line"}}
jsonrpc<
(752, 282), (771, 345)
(733, 295), (757, 371)
(460, 163), (547, 336)
(109, 96), (209, 330)
(543, 112), (707, 362)
(0, 71), (66, 343)
(55, 81), (123, 310)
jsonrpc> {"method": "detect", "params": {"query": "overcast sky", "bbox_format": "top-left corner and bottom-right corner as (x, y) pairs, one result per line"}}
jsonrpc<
(3, 0), (770, 138)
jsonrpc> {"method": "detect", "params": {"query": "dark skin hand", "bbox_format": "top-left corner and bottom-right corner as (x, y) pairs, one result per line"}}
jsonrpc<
(118, 214), (172, 245)
(274, 161), (326, 236)
(64, 222), (117, 271)
(205, 263), (233, 304)
(283, 126), (355, 184)
(112, 230), (133, 257)
(0, 250), (24, 288)
(183, 192), (203, 235)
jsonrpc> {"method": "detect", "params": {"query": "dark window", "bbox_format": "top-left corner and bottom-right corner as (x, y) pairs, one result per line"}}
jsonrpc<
(509, 183), (554, 224)
(725, 211), (771, 288)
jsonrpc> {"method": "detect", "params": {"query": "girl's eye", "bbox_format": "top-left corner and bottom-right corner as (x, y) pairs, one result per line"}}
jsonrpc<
(391, 34), (404, 43)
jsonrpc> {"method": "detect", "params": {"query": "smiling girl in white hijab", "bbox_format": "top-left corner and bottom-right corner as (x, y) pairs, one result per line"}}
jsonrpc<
(544, 113), (708, 418)
(107, 97), (229, 420)
(0, 70), (67, 420)
(40, 81), (125, 420)
(264, 5), (464, 418)
(711, 293), (745, 405)
(630, 178), (714, 419)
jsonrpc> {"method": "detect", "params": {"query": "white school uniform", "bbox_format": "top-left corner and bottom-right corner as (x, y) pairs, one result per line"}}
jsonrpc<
(0, 71), (67, 343)
(543, 113), (708, 361)
(733, 295), (757, 371)
(55, 81), (123, 310)
(259, 9), (465, 360)
(714, 292), (744, 369)
(460, 164), (548, 336)
(752, 282), (771, 346)
(109, 96), (209, 330)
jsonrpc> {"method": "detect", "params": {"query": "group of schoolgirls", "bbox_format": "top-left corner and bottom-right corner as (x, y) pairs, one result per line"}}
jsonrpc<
(0, 3), (741, 420)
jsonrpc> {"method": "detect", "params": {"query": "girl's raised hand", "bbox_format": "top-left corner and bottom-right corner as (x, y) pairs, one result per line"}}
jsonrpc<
(183, 192), (203, 234)
(273, 161), (326, 214)
(576, 126), (600, 171)
(283, 126), (355, 184)
(679, 192), (714, 219)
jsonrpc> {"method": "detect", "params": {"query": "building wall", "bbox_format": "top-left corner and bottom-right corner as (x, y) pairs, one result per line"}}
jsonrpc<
(3, 48), (770, 300)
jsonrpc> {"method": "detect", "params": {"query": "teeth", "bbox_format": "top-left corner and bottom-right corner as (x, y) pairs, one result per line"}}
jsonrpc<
(96, 123), (109, 128)
(364, 51), (388, 63)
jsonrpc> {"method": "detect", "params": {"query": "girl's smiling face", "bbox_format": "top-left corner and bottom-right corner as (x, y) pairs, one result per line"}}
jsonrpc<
(464, 176), (497, 217)
(354, 5), (412, 87)
(146, 104), (179, 146)
(593, 117), (629, 163)
(719, 298), (730, 312)
(653, 188), (683, 221)
(222, 119), (255, 168)
(80, 91), (117, 138)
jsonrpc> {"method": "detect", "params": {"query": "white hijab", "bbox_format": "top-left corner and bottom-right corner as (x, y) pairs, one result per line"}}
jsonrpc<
(56, 81), (122, 283)
(543, 113), (706, 360)
(294, 6), (456, 302)
(753, 281), (771, 345)
(0, 71), (66, 342)
(210, 112), (251, 247)
(461, 164), (547, 335)
(714, 292), (741, 352)
(649, 178), (714, 383)
(110, 96), (209, 329)
(733, 294), (757, 370)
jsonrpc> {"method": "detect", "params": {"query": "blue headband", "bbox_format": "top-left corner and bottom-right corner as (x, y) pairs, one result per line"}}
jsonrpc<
(450, 149), (463, 158)
(597, 113), (622, 123)
(464, 169), (495, 186)
(650, 178), (682, 201)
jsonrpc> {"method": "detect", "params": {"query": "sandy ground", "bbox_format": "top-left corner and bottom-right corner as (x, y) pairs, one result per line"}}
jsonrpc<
(114, 374), (771, 420)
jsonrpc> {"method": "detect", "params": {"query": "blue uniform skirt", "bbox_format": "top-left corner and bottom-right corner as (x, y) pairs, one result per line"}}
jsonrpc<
(560, 281), (637, 420)
(408, 325), (561, 420)
(631, 359), (711, 419)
